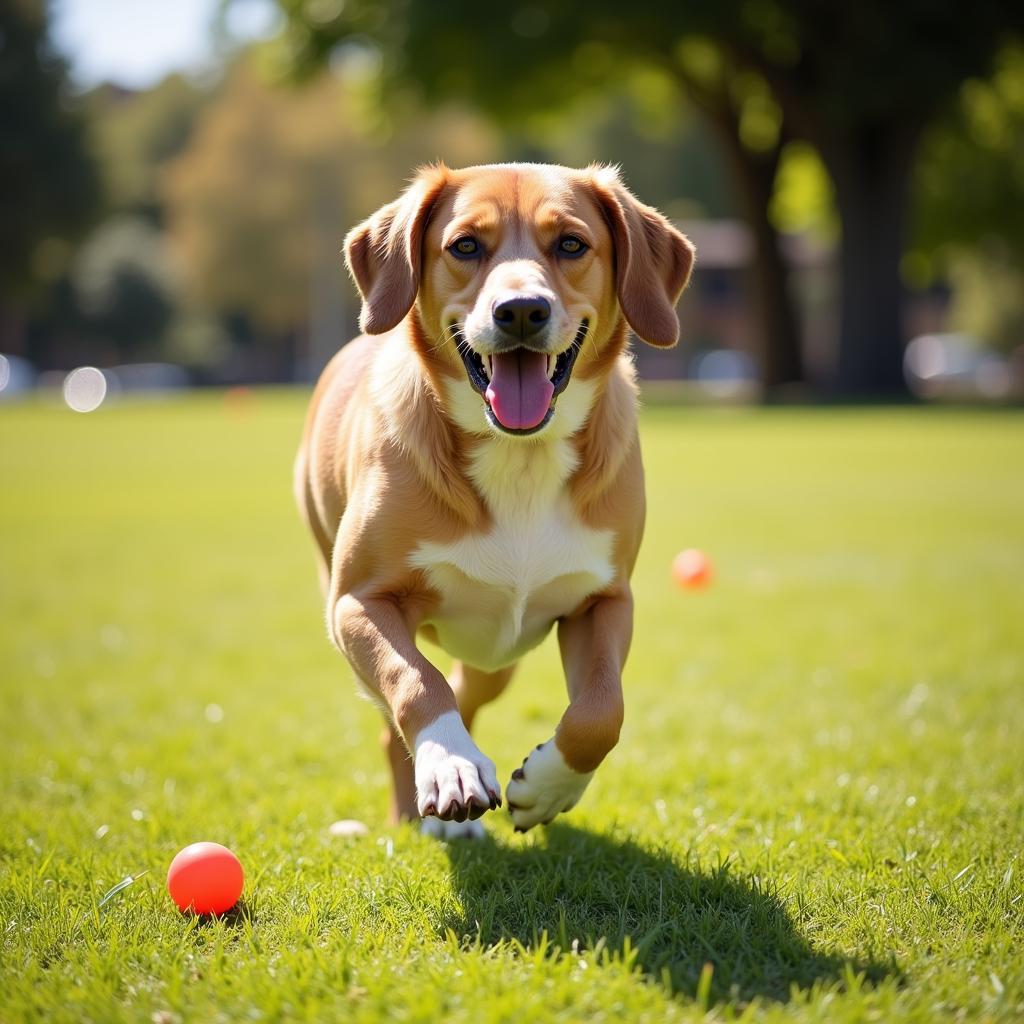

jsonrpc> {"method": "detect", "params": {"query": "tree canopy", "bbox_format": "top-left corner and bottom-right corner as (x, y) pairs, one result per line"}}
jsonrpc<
(163, 56), (501, 372)
(0, 0), (99, 298)
(270, 0), (1024, 395)
(83, 74), (207, 219)
(913, 43), (1024, 267)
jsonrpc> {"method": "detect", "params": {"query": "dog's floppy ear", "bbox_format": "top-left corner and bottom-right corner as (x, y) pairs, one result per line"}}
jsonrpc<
(344, 164), (449, 335)
(588, 166), (695, 348)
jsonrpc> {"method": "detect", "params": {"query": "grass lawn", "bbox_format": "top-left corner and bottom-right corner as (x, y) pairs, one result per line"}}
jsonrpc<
(1, 392), (1022, 1022)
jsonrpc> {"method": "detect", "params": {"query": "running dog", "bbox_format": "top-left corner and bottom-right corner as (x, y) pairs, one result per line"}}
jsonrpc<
(295, 162), (693, 836)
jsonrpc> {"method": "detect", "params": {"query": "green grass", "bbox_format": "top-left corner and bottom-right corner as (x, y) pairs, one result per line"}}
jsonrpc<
(1, 393), (1022, 1022)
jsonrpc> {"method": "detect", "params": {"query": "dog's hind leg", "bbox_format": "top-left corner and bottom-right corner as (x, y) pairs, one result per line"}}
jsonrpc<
(381, 723), (418, 824)
(450, 661), (516, 732)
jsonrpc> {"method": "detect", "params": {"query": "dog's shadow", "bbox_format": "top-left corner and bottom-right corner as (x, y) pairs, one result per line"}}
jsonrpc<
(441, 824), (894, 1006)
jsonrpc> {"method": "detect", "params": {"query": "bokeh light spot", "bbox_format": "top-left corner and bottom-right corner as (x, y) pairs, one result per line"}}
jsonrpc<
(63, 366), (108, 412)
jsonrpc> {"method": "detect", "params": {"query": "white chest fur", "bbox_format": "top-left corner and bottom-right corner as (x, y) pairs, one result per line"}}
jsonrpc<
(409, 426), (615, 671)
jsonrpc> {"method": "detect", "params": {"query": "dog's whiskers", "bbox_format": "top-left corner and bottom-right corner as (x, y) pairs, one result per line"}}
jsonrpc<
(424, 322), (462, 358)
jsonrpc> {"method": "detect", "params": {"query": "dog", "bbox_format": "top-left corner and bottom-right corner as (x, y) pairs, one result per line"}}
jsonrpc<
(295, 162), (693, 837)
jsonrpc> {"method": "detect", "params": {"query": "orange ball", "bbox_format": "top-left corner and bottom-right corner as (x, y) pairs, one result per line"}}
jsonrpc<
(166, 842), (244, 915)
(672, 548), (713, 589)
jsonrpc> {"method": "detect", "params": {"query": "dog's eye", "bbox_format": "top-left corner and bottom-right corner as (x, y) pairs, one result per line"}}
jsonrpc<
(449, 237), (481, 259)
(557, 236), (587, 258)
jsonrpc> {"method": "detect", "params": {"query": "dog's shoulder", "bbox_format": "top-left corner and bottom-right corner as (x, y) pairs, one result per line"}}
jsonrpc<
(301, 334), (377, 454)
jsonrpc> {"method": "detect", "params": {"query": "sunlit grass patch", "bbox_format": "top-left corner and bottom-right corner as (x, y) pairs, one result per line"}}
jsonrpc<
(1, 394), (1022, 1022)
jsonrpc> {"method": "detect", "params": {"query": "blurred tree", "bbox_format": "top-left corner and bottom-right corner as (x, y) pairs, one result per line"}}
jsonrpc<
(164, 56), (501, 377)
(913, 45), (1024, 266)
(266, 2), (803, 391)
(72, 216), (178, 356)
(670, 40), (802, 391)
(908, 44), (1024, 352)
(269, 0), (1023, 397)
(83, 74), (207, 220)
(527, 75), (737, 224)
(770, 142), (836, 242)
(16, 72), (205, 372)
(946, 250), (1024, 355)
(0, 0), (99, 299)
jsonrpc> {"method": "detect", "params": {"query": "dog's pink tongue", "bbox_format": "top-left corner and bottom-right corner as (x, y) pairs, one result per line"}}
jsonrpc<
(485, 350), (554, 430)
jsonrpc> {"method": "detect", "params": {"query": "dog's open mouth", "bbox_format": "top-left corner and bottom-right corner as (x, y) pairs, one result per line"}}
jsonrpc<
(457, 320), (587, 436)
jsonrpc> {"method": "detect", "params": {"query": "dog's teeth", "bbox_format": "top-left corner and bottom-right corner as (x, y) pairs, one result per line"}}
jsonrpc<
(547, 354), (555, 378)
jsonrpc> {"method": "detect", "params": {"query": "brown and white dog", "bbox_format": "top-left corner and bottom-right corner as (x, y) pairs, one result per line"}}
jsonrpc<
(295, 162), (693, 837)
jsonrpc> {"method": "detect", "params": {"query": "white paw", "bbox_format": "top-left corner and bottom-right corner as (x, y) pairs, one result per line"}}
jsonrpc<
(420, 817), (486, 840)
(506, 739), (594, 832)
(413, 710), (501, 822)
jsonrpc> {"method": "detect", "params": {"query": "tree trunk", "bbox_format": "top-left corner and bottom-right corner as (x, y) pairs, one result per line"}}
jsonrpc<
(675, 63), (806, 398)
(825, 124), (919, 398)
(742, 154), (804, 393)
(701, 117), (804, 396)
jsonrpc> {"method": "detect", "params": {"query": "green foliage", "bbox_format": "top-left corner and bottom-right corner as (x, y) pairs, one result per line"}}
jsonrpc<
(83, 75), (207, 217)
(71, 216), (179, 356)
(770, 142), (836, 240)
(270, 0), (1024, 393)
(517, 76), (737, 220)
(0, 0), (99, 298)
(907, 43), (1024, 351)
(163, 57), (501, 332)
(913, 44), (1024, 266)
(2, 396), (1023, 1020)
(271, 0), (1022, 133)
(731, 72), (783, 155)
(947, 249), (1024, 353)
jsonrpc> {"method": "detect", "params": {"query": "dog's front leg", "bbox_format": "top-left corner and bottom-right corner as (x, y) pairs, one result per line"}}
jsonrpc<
(506, 591), (630, 831)
(332, 593), (502, 823)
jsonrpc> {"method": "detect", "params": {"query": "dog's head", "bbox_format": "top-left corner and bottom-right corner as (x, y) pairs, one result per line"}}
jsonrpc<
(345, 163), (694, 438)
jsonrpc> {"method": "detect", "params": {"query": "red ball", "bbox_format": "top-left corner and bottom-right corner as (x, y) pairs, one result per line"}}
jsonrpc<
(166, 842), (244, 915)
(672, 548), (713, 589)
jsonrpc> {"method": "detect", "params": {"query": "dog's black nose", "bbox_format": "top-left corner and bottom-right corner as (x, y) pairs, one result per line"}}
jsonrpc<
(492, 296), (551, 339)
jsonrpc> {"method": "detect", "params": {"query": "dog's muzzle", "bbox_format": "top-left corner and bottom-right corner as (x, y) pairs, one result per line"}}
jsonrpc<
(457, 320), (587, 436)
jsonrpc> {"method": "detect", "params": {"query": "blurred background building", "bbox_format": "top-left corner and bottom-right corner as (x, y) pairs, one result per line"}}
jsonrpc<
(1, 0), (1023, 403)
